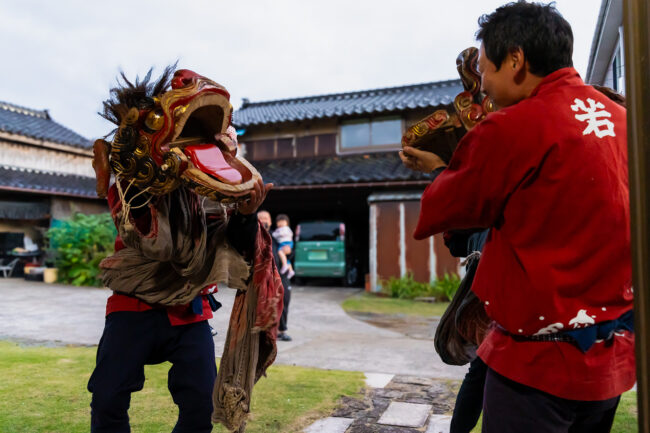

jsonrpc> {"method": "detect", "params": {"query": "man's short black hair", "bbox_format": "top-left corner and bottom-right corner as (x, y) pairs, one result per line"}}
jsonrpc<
(476, 1), (573, 76)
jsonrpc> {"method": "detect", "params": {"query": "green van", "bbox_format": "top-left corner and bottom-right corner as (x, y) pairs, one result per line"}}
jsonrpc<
(294, 221), (357, 286)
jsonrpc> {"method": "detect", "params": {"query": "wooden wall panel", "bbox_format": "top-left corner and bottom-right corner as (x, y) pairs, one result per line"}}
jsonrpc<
(244, 141), (255, 160)
(276, 138), (293, 159)
(403, 201), (430, 283)
(249, 139), (274, 161)
(434, 233), (459, 278)
(317, 134), (336, 156)
(375, 202), (400, 282)
(296, 136), (316, 158)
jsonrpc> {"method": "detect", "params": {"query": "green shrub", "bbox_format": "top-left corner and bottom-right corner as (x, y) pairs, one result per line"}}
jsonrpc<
(381, 272), (461, 301)
(46, 213), (116, 286)
(433, 273), (462, 301)
(381, 273), (435, 299)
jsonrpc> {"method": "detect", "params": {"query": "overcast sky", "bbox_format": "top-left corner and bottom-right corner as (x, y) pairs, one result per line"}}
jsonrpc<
(0, 0), (601, 140)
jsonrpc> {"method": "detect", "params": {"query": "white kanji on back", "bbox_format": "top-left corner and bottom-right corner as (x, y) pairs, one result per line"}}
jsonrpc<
(571, 98), (616, 138)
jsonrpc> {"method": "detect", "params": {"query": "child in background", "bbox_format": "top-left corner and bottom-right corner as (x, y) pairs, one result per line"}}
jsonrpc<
(272, 214), (295, 279)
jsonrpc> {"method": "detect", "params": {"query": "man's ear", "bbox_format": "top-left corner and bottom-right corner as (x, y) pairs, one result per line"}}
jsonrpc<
(509, 47), (527, 84)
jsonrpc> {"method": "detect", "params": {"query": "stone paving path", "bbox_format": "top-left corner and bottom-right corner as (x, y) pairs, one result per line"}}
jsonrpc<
(304, 373), (458, 432)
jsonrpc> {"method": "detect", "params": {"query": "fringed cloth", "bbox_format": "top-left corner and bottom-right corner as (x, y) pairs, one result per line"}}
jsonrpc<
(212, 224), (284, 432)
(100, 187), (250, 305)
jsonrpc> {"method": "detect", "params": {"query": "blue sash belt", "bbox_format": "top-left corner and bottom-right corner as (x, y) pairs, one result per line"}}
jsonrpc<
(500, 309), (634, 353)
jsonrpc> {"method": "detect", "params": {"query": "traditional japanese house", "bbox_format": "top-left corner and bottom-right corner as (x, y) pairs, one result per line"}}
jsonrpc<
(0, 101), (104, 255)
(234, 79), (464, 289)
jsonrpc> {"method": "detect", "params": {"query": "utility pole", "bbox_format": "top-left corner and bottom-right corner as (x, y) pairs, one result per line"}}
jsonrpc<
(623, 0), (650, 431)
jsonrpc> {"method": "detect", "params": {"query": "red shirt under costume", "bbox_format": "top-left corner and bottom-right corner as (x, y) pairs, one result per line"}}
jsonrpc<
(415, 68), (634, 401)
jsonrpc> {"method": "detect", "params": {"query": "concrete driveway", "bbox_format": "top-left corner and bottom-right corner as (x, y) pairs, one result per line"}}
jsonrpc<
(0, 278), (466, 379)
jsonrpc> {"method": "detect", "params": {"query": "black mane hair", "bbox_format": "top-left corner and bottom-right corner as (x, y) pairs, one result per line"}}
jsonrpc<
(476, 1), (573, 76)
(99, 63), (177, 127)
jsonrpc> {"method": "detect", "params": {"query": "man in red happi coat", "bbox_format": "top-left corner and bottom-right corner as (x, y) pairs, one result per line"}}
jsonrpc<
(401, 3), (634, 432)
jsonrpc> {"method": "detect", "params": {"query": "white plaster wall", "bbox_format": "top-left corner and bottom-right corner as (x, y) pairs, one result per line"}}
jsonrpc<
(50, 198), (108, 220)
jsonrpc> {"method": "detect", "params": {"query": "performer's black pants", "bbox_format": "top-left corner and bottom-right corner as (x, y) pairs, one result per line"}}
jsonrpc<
(482, 368), (620, 433)
(450, 356), (488, 433)
(87, 310), (216, 433)
(278, 275), (290, 332)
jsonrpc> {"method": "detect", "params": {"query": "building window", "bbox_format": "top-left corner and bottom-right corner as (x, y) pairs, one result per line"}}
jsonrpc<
(612, 47), (625, 94)
(340, 117), (402, 150)
(612, 28), (625, 95)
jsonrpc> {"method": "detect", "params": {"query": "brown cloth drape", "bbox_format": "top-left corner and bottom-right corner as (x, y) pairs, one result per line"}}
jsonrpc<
(100, 188), (249, 306)
(212, 223), (284, 432)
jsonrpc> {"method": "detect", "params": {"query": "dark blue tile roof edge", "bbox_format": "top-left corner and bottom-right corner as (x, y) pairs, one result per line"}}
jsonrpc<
(234, 78), (463, 127)
(241, 79), (462, 108)
(0, 164), (99, 199)
(0, 100), (93, 150)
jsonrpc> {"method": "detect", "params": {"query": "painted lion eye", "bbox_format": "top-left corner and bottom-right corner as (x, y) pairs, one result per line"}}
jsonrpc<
(145, 110), (164, 131)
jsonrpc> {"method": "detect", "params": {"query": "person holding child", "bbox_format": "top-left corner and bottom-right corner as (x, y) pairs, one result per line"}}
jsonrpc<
(272, 214), (295, 280)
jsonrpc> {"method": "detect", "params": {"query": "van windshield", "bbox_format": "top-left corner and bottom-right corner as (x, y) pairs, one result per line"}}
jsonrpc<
(298, 222), (342, 241)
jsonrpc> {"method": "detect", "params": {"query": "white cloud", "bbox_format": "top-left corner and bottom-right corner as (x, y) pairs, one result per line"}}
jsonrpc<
(0, 0), (601, 139)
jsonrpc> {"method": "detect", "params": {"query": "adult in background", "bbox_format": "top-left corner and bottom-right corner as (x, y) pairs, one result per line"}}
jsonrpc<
(401, 3), (634, 432)
(257, 210), (292, 341)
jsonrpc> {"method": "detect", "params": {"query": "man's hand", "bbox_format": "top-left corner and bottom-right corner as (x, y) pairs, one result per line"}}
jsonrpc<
(238, 178), (273, 215)
(399, 146), (447, 172)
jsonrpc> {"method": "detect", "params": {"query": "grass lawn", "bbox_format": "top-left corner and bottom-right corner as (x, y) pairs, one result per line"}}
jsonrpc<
(341, 292), (450, 317)
(611, 391), (639, 433)
(0, 341), (364, 433)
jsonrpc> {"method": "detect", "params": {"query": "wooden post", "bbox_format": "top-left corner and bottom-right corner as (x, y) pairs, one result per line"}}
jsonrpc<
(623, 0), (650, 431)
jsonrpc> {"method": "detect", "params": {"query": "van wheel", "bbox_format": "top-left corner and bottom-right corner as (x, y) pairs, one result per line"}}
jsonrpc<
(293, 277), (304, 286)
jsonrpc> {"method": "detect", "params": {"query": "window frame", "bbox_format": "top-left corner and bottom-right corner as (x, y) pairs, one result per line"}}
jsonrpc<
(338, 116), (404, 153)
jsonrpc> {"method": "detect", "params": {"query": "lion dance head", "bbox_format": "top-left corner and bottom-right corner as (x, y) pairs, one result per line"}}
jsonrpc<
(93, 66), (261, 203)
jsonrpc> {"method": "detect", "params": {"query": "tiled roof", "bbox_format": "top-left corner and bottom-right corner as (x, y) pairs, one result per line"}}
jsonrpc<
(253, 152), (431, 187)
(0, 101), (92, 149)
(234, 79), (463, 127)
(0, 164), (97, 198)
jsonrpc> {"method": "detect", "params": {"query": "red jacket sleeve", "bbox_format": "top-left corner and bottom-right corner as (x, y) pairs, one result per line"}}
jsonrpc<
(413, 111), (547, 239)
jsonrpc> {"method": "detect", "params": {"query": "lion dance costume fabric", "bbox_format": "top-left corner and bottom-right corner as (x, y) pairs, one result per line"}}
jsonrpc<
(92, 66), (284, 431)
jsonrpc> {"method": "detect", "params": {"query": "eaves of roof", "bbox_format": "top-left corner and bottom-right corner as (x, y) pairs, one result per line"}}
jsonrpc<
(252, 152), (431, 188)
(0, 164), (98, 199)
(585, 0), (623, 84)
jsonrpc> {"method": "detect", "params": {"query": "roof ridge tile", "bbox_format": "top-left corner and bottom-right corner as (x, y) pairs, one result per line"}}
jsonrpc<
(0, 101), (49, 119)
(233, 78), (464, 127)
